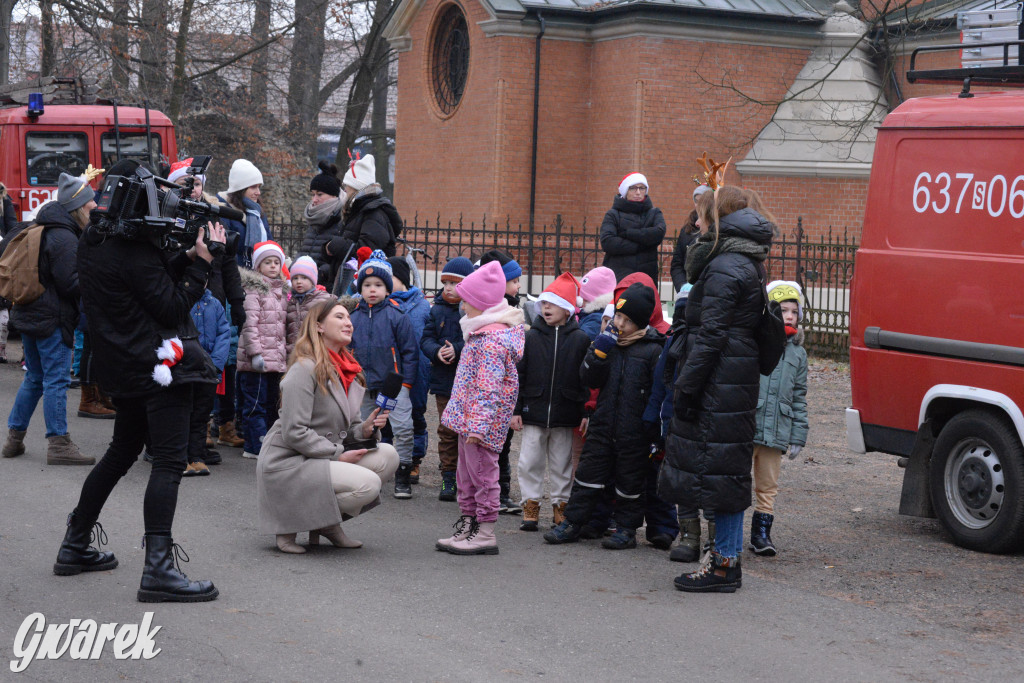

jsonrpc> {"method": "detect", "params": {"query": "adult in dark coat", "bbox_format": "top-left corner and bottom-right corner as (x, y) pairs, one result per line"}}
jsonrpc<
(600, 172), (667, 282)
(658, 186), (775, 592)
(296, 162), (345, 285)
(0, 181), (16, 237)
(323, 155), (402, 291)
(669, 185), (709, 293)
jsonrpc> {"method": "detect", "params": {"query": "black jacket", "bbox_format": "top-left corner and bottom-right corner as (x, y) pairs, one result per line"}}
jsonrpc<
(324, 190), (402, 283)
(10, 202), (82, 347)
(600, 195), (667, 282)
(420, 291), (464, 397)
(206, 246), (245, 312)
(1, 192), (15, 237)
(78, 227), (219, 397)
(515, 316), (591, 428)
(659, 208), (774, 513)
(670, 211), (699, 292)
(297, 208), (344, 284)
(580, 326), (665, 452)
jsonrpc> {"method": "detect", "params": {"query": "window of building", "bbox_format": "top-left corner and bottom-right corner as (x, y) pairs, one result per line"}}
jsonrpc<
(25, 132), (89, 186)
(431, 5), (470, 116)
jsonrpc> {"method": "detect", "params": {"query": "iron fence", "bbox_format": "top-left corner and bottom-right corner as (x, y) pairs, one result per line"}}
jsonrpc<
(271, 213), (858, 359)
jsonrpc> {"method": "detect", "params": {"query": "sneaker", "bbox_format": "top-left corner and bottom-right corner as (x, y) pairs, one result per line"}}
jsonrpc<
(543, 520), (582, 544)
(394, 464), (412, 499)
(499, 496), (521, 515)
(601, 527), (637, 550)
(409, 461), (421, 484)
(674, 552), (742, 593)
(183, 462), (210, 477)
(241, 451), (259, 459)
(438, 471), (457, 501)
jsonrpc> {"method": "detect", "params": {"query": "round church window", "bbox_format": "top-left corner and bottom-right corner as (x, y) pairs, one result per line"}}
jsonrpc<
(431, 5), (470, 116)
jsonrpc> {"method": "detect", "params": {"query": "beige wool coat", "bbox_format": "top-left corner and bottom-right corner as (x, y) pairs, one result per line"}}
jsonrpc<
(256, 358), (374, 534)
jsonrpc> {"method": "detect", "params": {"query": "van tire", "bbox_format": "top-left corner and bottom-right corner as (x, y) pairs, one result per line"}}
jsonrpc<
(929, 410), (1024, 553)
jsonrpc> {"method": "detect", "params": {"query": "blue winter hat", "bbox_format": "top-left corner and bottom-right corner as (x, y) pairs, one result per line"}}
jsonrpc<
(357, 249), (393, 293)
(501, 259), (522, 281)
(441, 256), (475, 282)
(478, 249), (522, 282)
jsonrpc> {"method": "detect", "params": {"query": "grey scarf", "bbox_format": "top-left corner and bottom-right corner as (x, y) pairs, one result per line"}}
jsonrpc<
(685, 233), (770, 284)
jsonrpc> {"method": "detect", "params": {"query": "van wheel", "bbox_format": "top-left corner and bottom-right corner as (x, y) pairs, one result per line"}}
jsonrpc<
(929, 410), (1024, 553)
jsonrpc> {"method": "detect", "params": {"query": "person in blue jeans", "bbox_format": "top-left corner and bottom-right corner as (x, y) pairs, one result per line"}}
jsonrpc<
(3, 171), (99, 465)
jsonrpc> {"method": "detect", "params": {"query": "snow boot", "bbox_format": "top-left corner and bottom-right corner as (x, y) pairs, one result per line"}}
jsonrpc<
(670, 518), (701, 563)
(394, 463), (412, 499)
(601, 527), (637, 550)
(749, 511), (777, 556)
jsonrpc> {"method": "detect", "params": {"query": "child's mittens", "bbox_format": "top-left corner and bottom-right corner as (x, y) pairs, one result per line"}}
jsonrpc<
(592, 326), (618, 358)
(787, 445), (803, 460)
(252, 354), (266, 372)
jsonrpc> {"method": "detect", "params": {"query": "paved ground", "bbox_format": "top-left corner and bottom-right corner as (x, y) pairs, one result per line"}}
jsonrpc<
(1, 344), (1022, 682)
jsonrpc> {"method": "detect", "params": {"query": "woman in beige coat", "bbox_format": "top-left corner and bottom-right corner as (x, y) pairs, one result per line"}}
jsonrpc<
(257, 299), (399, 553)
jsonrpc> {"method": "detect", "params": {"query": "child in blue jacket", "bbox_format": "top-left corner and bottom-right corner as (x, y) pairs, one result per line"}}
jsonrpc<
(349, 251), (420, 498)
(185, 288), (230, 475)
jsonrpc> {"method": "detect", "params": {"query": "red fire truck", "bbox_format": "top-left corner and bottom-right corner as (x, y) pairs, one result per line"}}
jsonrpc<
(847, 42), (1024, 553)
(0, 78), (177, 222)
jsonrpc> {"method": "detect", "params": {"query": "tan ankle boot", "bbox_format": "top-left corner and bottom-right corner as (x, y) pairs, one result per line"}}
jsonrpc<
(2, 428), (26, 458)
(46, 434), (94, 466)
(217, 421), (244, 447)
(310, 524), (362, 548)
(552, 501), (567, 527)
(519, 500), (540, 531)
(436, 515), (475, 550)
(78, 384), (115, 419)
(276, 534), (306, 554)
(448, 521), (498, 555)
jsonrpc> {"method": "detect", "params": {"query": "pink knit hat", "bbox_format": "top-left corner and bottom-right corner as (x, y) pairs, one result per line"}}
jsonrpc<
(457, 261), (507, 311)
(579, 266), (617, 303)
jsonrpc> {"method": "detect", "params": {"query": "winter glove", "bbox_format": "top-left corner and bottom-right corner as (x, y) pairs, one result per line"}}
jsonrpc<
(673, 392), (698, 423)
(252, 354), (266, 373)
(592, 326), (618, 358)
(787, 445), (803, 461)
(230, 302), (246, 329)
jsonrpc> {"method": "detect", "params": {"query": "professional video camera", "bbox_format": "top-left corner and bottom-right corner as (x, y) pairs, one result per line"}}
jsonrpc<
(91, 156), (243, 253)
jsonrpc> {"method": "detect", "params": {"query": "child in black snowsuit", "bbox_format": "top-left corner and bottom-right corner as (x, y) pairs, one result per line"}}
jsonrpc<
(544, 282), (665, 550)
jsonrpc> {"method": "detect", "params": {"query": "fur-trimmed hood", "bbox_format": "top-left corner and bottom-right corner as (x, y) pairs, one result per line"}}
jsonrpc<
(789, 327), (805, 347)
(582, 292), (612, 314)
(239, 267), (287, 295)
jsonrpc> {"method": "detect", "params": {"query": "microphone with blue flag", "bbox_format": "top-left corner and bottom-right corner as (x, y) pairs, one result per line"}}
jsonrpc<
(376, 372), (404, 412)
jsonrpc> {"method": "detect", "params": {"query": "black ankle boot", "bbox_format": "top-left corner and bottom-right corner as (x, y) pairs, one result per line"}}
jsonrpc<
(137, 535), (218, 603)
(749, 511), (777, 556)
(54, 511), (119, 576)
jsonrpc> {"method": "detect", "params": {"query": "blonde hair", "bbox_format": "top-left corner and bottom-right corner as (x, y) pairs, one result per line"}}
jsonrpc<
(290, 299), (365, 393)
(70, 205), (92, 229)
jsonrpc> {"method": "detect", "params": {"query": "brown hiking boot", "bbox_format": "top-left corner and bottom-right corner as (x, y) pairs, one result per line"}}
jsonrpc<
(3, 428), (26, 458)
(520, 499), (540, 531)
(217, 421), (244, 447)
(206, 419), (216, 448)
(47, 434), (94, 466)
(78, 384), (115, 419)
(552, 501), (567, 528)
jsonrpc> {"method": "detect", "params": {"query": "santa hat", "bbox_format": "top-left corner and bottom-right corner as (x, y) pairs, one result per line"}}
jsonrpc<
(618, 172), (648, 198)
(767, 280), (804, 321)
(152, 337), (183, 387)
(168, 158), (206, 188)
(538, 272), (583, 314)
(343, 153), (376, 192)
(252, 240), (290, 279)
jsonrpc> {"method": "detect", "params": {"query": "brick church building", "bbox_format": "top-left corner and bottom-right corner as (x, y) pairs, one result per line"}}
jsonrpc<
(383, 0), (995, 241)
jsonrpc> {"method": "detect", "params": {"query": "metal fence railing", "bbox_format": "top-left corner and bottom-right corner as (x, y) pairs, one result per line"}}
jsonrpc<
(271, 213), (858, 360)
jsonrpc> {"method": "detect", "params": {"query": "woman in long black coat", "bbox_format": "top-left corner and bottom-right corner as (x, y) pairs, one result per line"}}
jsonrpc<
(658, 185), (775, 593)
(600, 172), (667, 282)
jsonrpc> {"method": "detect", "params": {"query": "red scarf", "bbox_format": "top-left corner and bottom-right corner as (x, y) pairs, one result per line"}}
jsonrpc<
(785, 325), (798, 337)
(328, 349), (362, 392)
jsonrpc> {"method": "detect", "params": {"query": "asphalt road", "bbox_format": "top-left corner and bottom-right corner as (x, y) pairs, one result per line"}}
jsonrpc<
(1, 349), (1022, 682)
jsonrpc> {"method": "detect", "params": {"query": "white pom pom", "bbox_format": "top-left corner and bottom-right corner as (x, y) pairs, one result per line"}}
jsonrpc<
(577, 296), (584, 309)
(152, 364), (172, 386)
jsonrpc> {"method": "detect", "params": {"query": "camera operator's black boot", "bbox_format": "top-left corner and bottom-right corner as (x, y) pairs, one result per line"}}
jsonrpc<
(53, 510), (118, 576)
(137, 535), (218, 603)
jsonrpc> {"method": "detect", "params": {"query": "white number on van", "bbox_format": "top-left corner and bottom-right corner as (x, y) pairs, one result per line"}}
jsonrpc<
(912, 172), (1024, 218)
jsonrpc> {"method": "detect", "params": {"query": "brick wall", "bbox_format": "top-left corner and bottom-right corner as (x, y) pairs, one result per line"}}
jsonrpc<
(740, 175), (869, 241)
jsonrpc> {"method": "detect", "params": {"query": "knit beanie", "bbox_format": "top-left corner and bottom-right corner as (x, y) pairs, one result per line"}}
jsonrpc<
(343, 154), (376, 192)
(693, 184), (711, 200)
(457, 261), (506, 312)
(290, 255), (319, 286)
(168, 158), (207, 188)
(538, 272), (583, 314)
(57, 172), (94, 212)
(441, 256), (475, 283)
(310, 161), (341, 197)
(357, 249), (393, 293)
(252, 240), (288, 277)
(579, 266), (617, 304)
(388, 256), (412, 289)
(227, 159), (263, 194)
(618, 172), (648, 198)
(478, 249), (522, 281)
(767, 280), (804, 321)
(614, 282), (655, 330)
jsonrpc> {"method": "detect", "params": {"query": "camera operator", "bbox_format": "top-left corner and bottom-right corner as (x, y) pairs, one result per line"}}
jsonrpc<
(52, 216), (226, 603)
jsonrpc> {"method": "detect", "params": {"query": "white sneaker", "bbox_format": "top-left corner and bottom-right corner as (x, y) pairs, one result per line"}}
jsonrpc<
(241, 451), (259, 459)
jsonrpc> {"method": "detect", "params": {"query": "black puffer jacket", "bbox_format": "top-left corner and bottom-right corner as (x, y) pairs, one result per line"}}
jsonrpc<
(600, 195), (667, 282)
(10, 202), (82, 347)
(670, 211), (699, 292)
(515, 315), (591, 428)
(78, 227), (219, 397)
(580, 326), (665, 452)
(323, 187), (402, 283)
(659, 208), (774, 513)
(296, 198), (344, 283)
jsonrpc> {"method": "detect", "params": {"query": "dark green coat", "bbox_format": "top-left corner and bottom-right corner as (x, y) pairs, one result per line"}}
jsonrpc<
(754, 330), (808, 451)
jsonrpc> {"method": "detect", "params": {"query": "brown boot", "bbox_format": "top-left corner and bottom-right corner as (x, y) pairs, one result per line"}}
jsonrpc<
(2, 428), (26, 458)
(519, 499), (540, 531)
(206, 419), (216, 448)
(78, 384), (115, 419)
(217, 421), (244, 447)
(552, 501), (567, 528)
(99, 388), (116, 412)
(47, 434), (94, 466)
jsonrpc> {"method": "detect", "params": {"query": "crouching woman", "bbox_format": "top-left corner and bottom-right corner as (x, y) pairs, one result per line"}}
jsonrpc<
(257, 299), (398, 553)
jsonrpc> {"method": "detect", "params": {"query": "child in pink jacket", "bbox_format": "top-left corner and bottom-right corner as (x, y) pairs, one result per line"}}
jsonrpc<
(436, 261), (525, 556)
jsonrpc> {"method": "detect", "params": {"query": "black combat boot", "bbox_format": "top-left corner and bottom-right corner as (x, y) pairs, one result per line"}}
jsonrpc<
(137, 535), (218, 603)
(53, 510), (119, 576)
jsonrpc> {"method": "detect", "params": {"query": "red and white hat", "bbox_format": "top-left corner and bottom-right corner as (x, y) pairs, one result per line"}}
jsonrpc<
(167, 158), (206, 187)
(252, 240), (289, 279)
(538, 272), (583, 314)
(618, 172), (648, 198)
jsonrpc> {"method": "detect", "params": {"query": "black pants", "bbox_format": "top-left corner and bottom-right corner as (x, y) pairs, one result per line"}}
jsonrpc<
(215, 363), (236, 425)
(565, 438), (648, 530)
(188, 383), (217, 464)
(80, 332), (95, 385)
(498, 427), (513, 497)
(73, 384), (194, 536)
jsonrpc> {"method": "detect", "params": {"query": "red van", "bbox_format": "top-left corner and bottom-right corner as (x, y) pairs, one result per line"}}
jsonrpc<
(847, 47), (1024, 553)
(0, 102), (177, 222)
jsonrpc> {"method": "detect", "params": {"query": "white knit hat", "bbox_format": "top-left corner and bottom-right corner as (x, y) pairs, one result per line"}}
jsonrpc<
(227, 159), (263, 194)
(343, 154), (376, 192)
(618, 172), (648, 198)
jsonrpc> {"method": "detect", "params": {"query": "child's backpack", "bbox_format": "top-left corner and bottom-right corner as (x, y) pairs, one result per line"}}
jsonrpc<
(0, 223), (47, 305)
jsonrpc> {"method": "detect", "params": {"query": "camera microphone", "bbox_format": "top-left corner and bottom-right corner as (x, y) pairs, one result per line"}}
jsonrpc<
(209, 204), (245, 222)
(375, 372), (404, 412)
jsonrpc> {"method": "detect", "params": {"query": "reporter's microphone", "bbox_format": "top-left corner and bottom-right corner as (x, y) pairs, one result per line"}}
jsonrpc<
(375, 372), (404, 412)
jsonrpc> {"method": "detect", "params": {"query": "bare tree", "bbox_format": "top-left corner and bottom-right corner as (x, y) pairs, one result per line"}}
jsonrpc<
(139, 0), (168, 105)
(41, 0), (56, 76)
(167, 0), (194, 121)
(250, 0), (271, 111)
(0, 0), (17, 85)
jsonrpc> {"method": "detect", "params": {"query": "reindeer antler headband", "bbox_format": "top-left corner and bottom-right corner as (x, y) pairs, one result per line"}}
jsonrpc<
(696, 152), (731, 193)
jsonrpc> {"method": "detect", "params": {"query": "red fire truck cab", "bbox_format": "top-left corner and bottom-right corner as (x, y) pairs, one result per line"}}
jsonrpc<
(0, 102), (177, 222)
(847, 47), (1024, 553)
